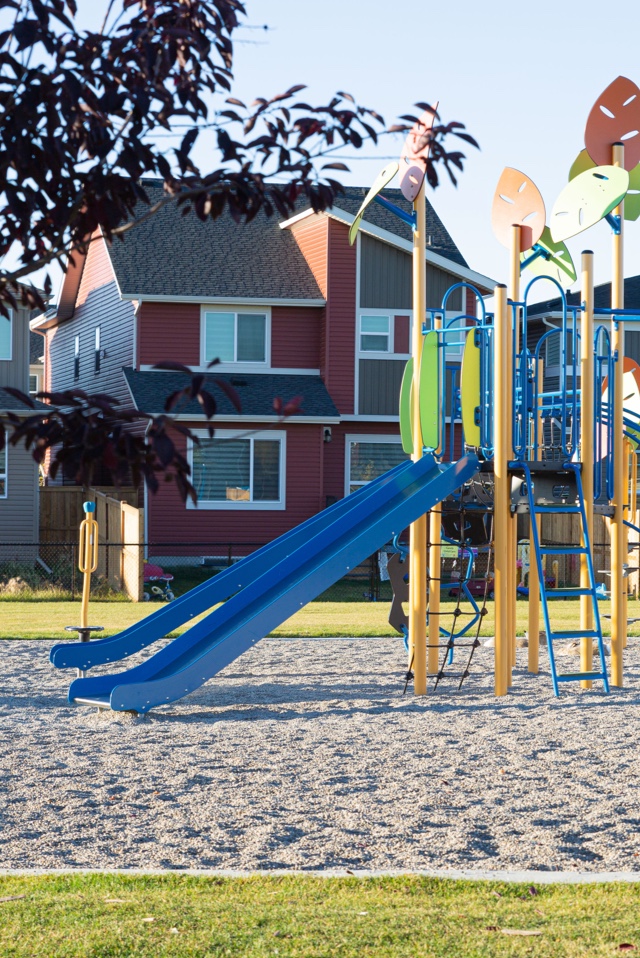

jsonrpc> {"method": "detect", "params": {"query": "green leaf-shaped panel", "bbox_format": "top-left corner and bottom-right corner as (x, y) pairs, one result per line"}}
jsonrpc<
(520, 226), (576, 286)
(419, 331), (440, 452)
(399, 357), (413, 455)
(550, 165), (629, 242)
(348, 162), (399, 246)
(569, 149), (640, 222)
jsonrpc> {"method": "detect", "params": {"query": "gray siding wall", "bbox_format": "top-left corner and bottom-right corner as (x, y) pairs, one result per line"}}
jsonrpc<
(0, 305), (31, 392)
(0, 443), (38, 543)
(359, 235), (462, 310)
(47, 237), (135, 406)
(359, 358), (406, 415)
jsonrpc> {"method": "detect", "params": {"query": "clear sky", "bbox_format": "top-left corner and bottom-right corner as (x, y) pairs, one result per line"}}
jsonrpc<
(224, 0), (640, 302)
(18, 0), (640, 304)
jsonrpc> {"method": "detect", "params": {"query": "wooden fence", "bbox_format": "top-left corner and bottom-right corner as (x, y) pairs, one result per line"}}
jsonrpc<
(39, 486), (144, 601)
(40, 486), (138, 542)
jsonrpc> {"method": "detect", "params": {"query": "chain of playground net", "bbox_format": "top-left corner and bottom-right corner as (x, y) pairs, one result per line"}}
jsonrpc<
(403, 506), (494, 694)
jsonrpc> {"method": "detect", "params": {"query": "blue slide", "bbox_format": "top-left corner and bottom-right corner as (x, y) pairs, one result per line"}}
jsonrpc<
(58, 453), (479, 713)
(51, 458), (423, 672)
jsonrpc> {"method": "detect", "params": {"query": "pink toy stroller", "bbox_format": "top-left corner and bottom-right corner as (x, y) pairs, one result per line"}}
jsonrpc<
(143, 562), (175, 602)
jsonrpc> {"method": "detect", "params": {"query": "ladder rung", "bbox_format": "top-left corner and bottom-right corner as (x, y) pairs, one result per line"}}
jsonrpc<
(556, 672), (607, 683)
(534, 505), (581, 513)
(545, 588), (593, 598)
(539, 546), (587, 555)
(549, 629), (600, 640)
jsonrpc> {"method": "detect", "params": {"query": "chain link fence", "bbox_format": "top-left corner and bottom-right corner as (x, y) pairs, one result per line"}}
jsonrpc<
(0, 542), (388, 602)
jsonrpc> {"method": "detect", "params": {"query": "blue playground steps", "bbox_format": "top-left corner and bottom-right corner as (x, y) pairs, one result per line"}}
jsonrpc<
(56, 453), (480, 713)
(517, 461), (610, 697)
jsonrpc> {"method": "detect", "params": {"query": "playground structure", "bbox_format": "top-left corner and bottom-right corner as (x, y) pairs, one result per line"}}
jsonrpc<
(50, 76), (640, 711)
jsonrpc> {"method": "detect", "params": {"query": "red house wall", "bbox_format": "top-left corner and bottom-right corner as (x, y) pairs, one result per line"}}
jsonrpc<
(147, 422), (325, 548)
(138, 302), (201, 367)
(271, 305), (322, 369)
(323, 219), (356, 415)
(138, 302), (322, 371)
(288, 214), (329, 297)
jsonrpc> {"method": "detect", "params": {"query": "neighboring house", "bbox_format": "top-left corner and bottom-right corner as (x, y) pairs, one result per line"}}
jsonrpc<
(32, 183), (494, 556)
(0, 299), (48, 550)
(527, 275), (640, 390)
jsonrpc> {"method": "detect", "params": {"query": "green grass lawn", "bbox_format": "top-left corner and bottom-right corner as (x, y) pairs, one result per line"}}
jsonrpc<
(0, 874), (638, 957)
(1, 597), (640, 641)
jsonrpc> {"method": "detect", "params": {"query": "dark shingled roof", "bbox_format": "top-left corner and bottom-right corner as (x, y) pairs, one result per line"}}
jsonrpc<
(330, 187), (468, 268)
(106, 181), (467, 300)
(109, 183), (324, 301)
(124, 368), (339, 419)
(0, 387), (48, 413)
(528, 275), (640, 316)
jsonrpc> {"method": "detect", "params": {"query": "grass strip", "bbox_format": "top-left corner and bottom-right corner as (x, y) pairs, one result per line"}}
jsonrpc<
(0, 874), (639, 957)
(1, 598), (640, 641)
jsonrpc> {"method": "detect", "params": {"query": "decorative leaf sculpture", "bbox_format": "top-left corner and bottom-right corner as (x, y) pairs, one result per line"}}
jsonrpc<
(585, 76), (640, 171)
(519, 226), (577, 285)
(550, 165), (629, 242)
(491, 168), (546, 251)
(398, 105), (438, 202)
(569, 148), (640, 222)
(348, 161), (399, 246)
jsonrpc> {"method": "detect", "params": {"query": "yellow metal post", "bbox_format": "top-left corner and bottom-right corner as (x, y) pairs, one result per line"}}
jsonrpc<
(580, 251), (595, 687)
(409, 184), (428, 695)
(79, 501), (99, 629)
(427, 308), (443, 676)
(494, 285), (510, 695)
(610, 141), (625, 687)
(508, 225), (521, 679)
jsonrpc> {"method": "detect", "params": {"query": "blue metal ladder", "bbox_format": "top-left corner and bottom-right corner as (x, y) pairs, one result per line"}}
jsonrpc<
(519, 461), (610, 697)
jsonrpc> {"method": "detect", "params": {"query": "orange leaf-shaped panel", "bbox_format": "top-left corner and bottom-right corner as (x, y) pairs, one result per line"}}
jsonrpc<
(585, 76), (640, 171)
(399, 105), (437, 202)
(491, 168), (546, 251)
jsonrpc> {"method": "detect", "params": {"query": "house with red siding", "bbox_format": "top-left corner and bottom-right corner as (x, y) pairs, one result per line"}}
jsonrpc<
(32, 183), (494, 559)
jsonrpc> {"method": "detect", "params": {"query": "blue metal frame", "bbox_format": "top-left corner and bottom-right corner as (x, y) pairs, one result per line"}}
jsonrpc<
(518, 460), (609, 697)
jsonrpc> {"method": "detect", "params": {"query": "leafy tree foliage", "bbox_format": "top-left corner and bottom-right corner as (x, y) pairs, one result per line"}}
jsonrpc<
(0, 0), (478, 500)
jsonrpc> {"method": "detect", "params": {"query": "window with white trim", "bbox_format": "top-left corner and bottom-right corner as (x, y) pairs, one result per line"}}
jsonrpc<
(95, 326), (101, 373)
(345, 435), (408, 496)
(189, 430), (286, 510)
(357, 310), (411, 356)
(0, 444), (6, 498)
(0, 308), (12, 361)
(202, 309), (268, 365)
(74, 335), (80, 380)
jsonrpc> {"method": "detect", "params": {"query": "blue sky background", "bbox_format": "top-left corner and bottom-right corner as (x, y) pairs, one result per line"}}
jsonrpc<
(222, 0), (640, 302)
(35, 1), (640, 302)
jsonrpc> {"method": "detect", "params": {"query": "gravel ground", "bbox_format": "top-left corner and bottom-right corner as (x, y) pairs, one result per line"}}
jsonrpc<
(2, 637), (640, 872)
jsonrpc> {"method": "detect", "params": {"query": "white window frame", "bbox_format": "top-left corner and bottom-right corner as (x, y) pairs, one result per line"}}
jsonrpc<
(0, 444), (7, 499)
(74, 334), (80, 380)
(344, 433), (407, 498)
(200, 306), (271, 371)
(95, 325), (101, 374)
(0, 307), (12, 361)
(356, 309), (412, 359)
(187, 428), (286, 511)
